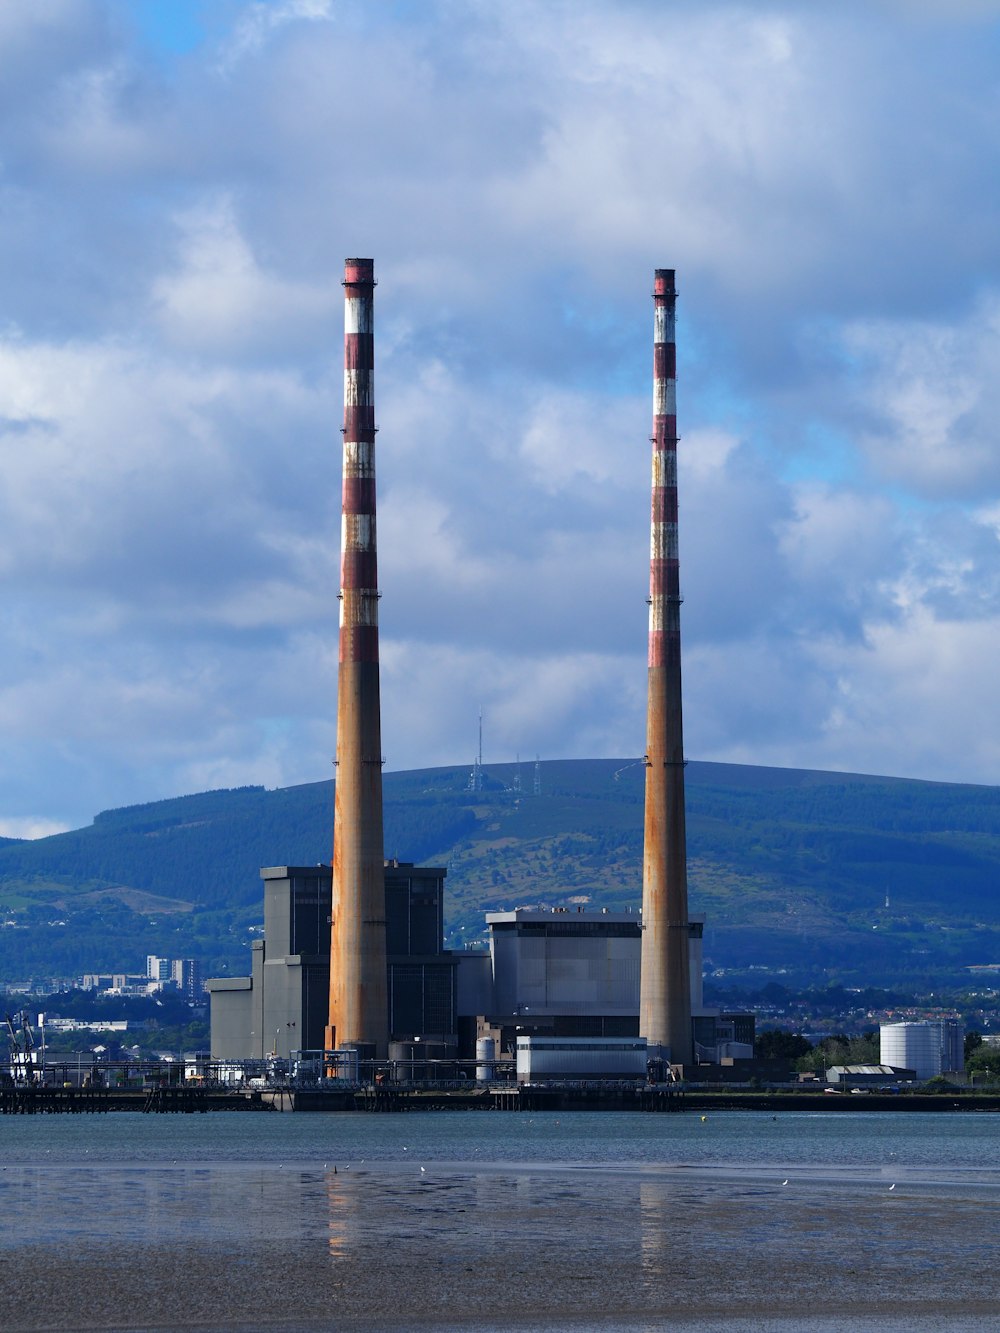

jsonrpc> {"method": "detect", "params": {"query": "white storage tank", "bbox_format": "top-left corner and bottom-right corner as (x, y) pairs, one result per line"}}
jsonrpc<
(880, 1020), (963, 1080)
(475, 1037), (496, 1083)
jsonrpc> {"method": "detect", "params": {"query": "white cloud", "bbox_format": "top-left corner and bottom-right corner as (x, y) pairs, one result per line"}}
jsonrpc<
(0, 818), (71, 841)
(842, 295), (1000, 497)
(519, 388), (646, 491)
(221, 0), (334, 70)
(152, 196), (338, 355)
(1, 0), (1000, 828)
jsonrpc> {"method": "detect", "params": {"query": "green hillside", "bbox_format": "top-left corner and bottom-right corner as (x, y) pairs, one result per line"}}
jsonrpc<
(1, 759), (999, 990)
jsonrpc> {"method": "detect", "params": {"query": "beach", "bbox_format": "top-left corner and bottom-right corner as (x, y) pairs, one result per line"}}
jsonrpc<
(2, 1112), (999, 1331)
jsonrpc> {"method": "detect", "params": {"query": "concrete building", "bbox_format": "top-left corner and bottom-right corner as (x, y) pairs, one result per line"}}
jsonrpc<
(516, 1036), (648, 1083)
(81, 973), (130, 992)
(146, 956), (171, 982)
(457, 906), (751, 1065)
(385, 861), (456, 1039)
(692, 1011), (754, 1062)
(208, 861), (455, 1062)
(487, 906), (642, 1035)
(144, 955), (204, 1000)
(879, 1020), (964, 1080)
(170, 959), (204, 1002)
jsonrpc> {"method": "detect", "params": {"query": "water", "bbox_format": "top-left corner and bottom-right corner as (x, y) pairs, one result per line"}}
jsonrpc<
(2, 1111), (1000, 1330)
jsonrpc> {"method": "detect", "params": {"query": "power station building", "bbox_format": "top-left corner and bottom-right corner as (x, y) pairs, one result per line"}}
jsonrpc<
(207, 261), (748, 1078)
(209, 887), (749, 1067)
(455, 906), (751, 1064)
(208, 861), (455, 1062)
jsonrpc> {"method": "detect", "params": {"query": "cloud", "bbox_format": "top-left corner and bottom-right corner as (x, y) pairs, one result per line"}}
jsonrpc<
(1, 0), (1000, 829)
(841, 295), (1000, 498)
(151, 195), (338, 356)
(0, 818), (71, 842)
(221, 0), (334, 71)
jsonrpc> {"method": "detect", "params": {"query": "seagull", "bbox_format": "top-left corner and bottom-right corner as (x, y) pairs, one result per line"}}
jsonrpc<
(889, 1183), (896, 1191)
(420, 1166), (426, 1174)
(700, 1115), (708, 1123)
(782, 1180), (789, 1186)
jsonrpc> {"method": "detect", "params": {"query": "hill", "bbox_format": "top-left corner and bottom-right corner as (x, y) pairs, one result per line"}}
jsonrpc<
(1, 759), (999, 990)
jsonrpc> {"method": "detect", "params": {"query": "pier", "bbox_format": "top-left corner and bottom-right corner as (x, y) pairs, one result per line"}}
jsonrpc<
(0, 1084), (272, 1114)
(490, 1083), (682, 1112)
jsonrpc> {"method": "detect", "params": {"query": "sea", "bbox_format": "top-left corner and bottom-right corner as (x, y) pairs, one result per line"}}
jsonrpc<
(2, 1109), (999, 1332)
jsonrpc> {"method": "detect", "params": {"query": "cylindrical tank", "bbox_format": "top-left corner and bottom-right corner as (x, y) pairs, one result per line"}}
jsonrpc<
(389, 1039), (457, 1081)
(475, 1037), (496, 1083)
(880, 1022), (947, 1080)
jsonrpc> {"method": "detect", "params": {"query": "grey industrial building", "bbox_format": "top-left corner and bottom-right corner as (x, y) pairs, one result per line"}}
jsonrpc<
(208, 861), (455, 1062)
(209, 878), (749, 1069)
(456, 906), (751, 1064)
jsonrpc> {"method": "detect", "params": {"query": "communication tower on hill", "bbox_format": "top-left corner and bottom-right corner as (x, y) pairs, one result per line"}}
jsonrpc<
(467, 707), (485, 793)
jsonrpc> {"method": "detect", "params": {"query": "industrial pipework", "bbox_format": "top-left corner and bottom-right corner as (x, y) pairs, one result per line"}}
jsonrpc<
(639, 268), (692, 1065)
(326, 258), (389, 1060)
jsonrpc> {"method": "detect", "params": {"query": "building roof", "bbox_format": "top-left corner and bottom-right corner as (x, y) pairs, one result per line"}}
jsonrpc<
(827, 1065), (898, 1076)
(485, 906), (640, 924)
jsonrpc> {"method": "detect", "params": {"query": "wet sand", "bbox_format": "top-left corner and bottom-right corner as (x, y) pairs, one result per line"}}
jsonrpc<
(3, 1160), (1000, 1331)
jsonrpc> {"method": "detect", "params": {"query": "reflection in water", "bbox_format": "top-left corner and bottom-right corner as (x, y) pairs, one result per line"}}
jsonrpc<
(3, 1149), (1000, 1330)
(325, 1169), (352, 1260)
(639, 1179), (667, 1296)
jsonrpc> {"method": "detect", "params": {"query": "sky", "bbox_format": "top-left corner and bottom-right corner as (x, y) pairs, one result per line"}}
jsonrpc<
(3, 0), (1000, 836)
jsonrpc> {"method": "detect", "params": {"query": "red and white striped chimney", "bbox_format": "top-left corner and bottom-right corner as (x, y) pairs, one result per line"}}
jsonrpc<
(326, 258), (389, 1060)
(639, 268), (692, 1064)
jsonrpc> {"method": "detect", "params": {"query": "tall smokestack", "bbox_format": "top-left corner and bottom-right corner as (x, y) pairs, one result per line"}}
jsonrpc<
(639, 267), (692, 1065)
(326, 258), (389, 1060)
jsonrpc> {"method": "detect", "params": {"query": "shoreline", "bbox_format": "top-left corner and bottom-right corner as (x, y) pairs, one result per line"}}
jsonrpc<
(5, 1084), (1000, 1114)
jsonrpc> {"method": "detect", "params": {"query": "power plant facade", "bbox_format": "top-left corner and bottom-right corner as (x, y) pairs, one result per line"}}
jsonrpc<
(208, 862), (455, 1062)
(455, 907), (750, 1066)
(210, 262), (721, 1078)
(639, 268), (692, 1064)
(326, 258), (389, 1059)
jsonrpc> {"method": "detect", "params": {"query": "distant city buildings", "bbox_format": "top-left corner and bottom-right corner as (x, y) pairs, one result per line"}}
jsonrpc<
(80, 957), (204, 1000)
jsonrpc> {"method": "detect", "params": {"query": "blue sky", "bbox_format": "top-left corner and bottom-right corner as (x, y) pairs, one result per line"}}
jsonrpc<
(3, 0), (1000, 834)
(126, 0), (208, 54)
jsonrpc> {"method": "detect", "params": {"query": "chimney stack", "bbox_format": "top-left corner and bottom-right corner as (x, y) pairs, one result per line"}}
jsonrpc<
(326, 258), (389, 1060)
(639, 268), (692, 1065)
